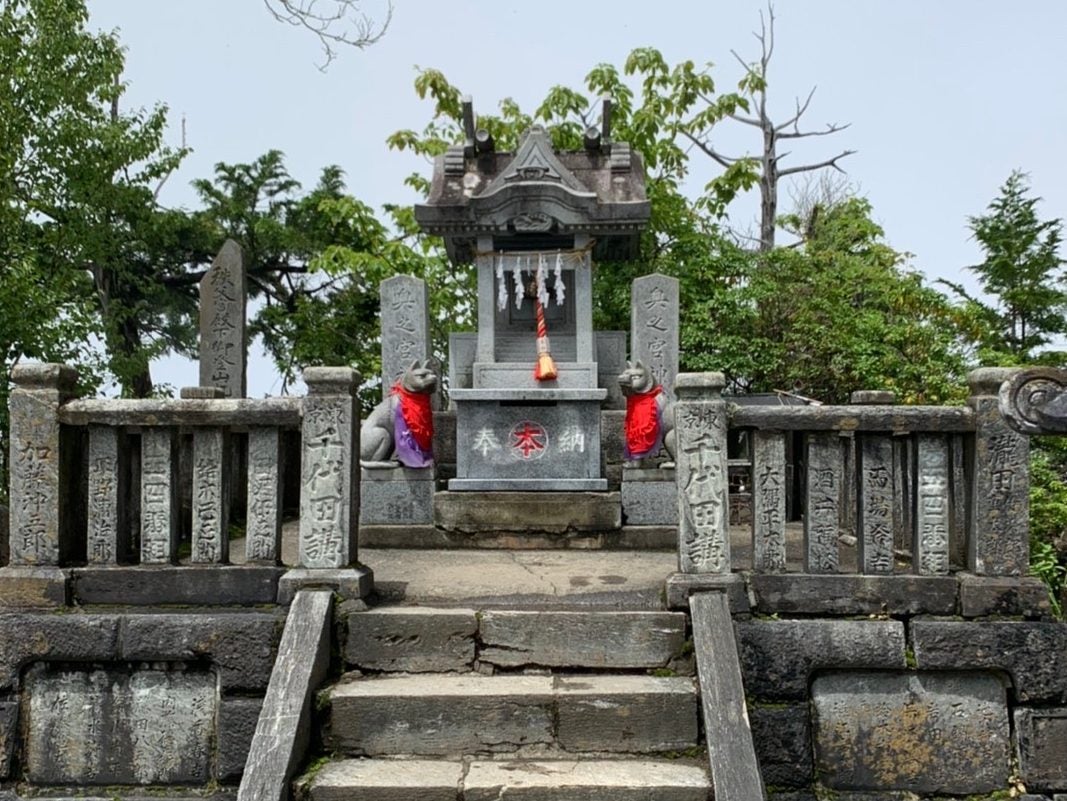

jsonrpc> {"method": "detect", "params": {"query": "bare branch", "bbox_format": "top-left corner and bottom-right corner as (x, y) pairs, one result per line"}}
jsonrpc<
(263, 0), (392, 71)
(778, 121), (852, 140)
(680, 130), (742, 169)
(728, 112), (764, 129)
(153, 114), (186, 202)
(778, 150), (856, 178)
(775, 86), (816, 132)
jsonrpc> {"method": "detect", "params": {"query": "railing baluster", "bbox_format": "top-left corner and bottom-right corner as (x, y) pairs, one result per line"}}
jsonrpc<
(140, 429), (178, 564)
(858, 434), (895, 574)
(191, 428), (230, 564)
(752, 430), (787, 572)
(87, 425), (127, 564)
(246, 427), (284, 564)
(914, 434), (951, 575)
(804, 432), (843, 574)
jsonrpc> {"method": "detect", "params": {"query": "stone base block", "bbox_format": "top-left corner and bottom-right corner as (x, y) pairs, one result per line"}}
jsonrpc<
(360, 467), (435, 525)
(218, 696), (264, 781)
(360, 524), (674, 550)
(621, 470), (677, 526)
(1015, 708), (1067, 791)
(345, 607), (478, 673)
(0, 701), (16, 779)
(70, 565), (284, 606)
(960, 573), (1053, 618)
(448, 478), (608, 491)
(278, 566), (374, 604)
(665, 572), (749, 614)
(435, 491), (621, 533)
(0, 565), (68, 607)
(749, 573), (958, 616)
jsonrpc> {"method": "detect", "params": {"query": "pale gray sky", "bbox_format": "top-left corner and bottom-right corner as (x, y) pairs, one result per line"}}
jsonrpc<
(89, 0), (1067, 395)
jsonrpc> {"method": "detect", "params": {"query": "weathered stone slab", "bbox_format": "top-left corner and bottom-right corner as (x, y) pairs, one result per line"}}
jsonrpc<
(631, 273), (679, 398)
(192, 427), (230, 563)
(731, 404), (976, 432)
(479, 610), (685, 669)
(464, 759), (710, 801)
(246, 428), (284, 563)
(345, 607), (477, 672)
(380, 274), (432, 401)
(60, 396), (301, 428)
(690, 592), (766, 801)
(621, 472), (677, 526)
(665, 572), (750, 613)
(86, 425), (128, 564)
(0, 613), (120, 691)
(305, 758), (463, 801)
(554, 675), (698, 753)
(435, 491), (621, 533)
(737, 620), (906, 701)
(750, 704), (812, 788)
(912, 620), (1067, 703)
(0, 565), (68, 607)
(70, 565), (284, 606)
(237, 589), (332, 801)
(122, 612), (280, 692)
(140, 428), (179, 564)
(752, 431), (787, 572)
(812, 671), (1010, 794)
(218, 696), (263, 781)
(749, 574), (958, 616)
(804, 432), (843, 573)
(969, 368), (1030, 575)
(959, 574), (1053, 618)
(1016, 708), (1067, 792)
(914, 434), (951, 574)
(300, 367), (360, 568)
(24, 664), (215, 785)
(675, 373), (730, 573)
(199, 239), (246, 398)
(8, 363), (78, 566)
(360, 467), (434, 526)
(277, 566), (374, 604)
(857, 435), (895, 574)
(0, 701), (16, 779)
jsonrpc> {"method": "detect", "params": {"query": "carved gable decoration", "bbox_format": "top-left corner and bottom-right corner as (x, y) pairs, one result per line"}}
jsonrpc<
(481, 126), (594, 200)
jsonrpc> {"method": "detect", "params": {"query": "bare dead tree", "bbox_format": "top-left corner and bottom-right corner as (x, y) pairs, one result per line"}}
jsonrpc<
(263, 0), (393, 71)
(682, 4), (855, 251)
(786, 171), (856, 244)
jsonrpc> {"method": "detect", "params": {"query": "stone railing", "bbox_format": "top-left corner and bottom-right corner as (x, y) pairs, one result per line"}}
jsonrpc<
(674, 368), (1030, 579)
(3, 363), (370, 604)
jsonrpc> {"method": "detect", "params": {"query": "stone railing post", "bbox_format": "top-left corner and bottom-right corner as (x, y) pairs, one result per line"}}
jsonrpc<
(281, 367), (372, 603)
(968, 367), (1029, 576)
(675, 372), (730, 574)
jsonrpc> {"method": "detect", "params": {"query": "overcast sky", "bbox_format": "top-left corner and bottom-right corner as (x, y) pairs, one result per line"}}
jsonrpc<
(89, 0), (1067, 396)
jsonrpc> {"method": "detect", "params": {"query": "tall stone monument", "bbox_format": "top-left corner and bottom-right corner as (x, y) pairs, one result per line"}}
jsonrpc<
(199, 240), (247, 399)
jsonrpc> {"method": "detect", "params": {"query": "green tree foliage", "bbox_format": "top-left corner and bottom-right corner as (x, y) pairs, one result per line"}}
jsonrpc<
(942, 171), (1066, 366)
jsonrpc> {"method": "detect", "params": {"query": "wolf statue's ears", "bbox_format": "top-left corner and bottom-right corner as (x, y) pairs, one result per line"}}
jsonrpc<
(635, 359), (646, 371)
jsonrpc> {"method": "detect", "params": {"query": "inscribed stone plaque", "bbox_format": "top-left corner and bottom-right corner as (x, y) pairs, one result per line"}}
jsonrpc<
(300, 369), (359, 568)
(970, 395), (1030, 575)
(199, 239), (246, 398)
(380, 275), (432, 400)
(24, 665), (214, 785)
(812, 672), (1009, 794)
(752, 431), (787, 572)
(246, 428), (283, 563)
(191, 428), (229, 564)
(805, 433), (842, 574)
(140, 429), (178, 564)
(86, 426), (127, 564)
(857, 435), (895, 574)
(1015, 708), (1067, 791)
(675, 398), (729, 573)
(914, 434), (951, 575)
(631, 274), (679, 398)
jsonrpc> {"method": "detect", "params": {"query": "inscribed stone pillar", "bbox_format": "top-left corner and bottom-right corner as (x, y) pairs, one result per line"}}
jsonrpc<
(857, 435), (895, 574)
(631, 274), (679, 398)
(380, 275), (431, 399)
(140, 429), (179, 564)
(300, 367), (360, 568)
(805, 432), (843, 574)
(914, 434), (951, 575)
(752, 431), (787, 572)
(86, 426), (128, 564)
(246, 428), (284, 564)
(8, 364), (78, 566)
(968, 367), (1029, 575)
(674, 372), (730, 574)
(191, 428), (230, 563)
(199, 239), (246, 398)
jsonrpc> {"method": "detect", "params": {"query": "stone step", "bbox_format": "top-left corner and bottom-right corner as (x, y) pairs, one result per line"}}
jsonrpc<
(302, 758), (711, 801)
(345, 607), (689, 672)
(434, 491), (622, 533)
(326, 674), (699, 756)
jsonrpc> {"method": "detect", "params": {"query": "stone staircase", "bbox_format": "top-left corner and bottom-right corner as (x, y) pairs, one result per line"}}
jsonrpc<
(296, 605), (712, 800)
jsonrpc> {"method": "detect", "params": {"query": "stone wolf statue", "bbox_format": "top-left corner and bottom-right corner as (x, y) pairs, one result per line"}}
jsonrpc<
(360, 360), (438, 468)
(618, 360), (675, 468)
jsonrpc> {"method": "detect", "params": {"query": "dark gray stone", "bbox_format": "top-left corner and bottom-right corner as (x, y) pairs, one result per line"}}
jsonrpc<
(750, 704), (811, 788)
(690, 592), (766, 800)
(912, 620), (1067, 703)
(1015, 708), (1067, 792)
(345, 607), (477, 672)
(59, 396), (302, 428)
(237, 589), (332, 801)
(621, 470), (677, 525)
(665, 572), (749, 613)
(959, 574), (1053, 618)
(0, 565), (68, 607)
(0, 701), (16, 779)
(730, 404), (976, 433)
(748, 574), (958, 616)
(812, 671), (1009, 794)
(433, 410), (456, 464)
(0, 613), (120, 691)
(24, 663), (215, 785)
(219, 697), (264, 781)
(631, 273), (679, 399)
(277, 566), (374, 604)
(70, 565), (284, 606)
(199, 239), (247, 398)
(435, 491), (620, 533)
(121, 612), (281, 692)
(737, 620), (906, 701)
(0, 503), (7, 566)
(360, 467), (434, 526)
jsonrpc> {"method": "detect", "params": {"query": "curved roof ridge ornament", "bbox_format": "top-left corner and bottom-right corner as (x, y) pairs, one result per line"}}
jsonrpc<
(999, 367), (1067, 435)
(480, 126), (595, 199)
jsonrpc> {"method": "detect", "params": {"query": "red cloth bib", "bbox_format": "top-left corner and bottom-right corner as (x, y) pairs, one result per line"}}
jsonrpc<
(392, 382), (434, 451)
(625, 385), (662, 458)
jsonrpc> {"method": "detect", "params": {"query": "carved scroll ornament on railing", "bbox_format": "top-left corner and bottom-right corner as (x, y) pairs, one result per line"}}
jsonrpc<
(999, 368), (1067, 435)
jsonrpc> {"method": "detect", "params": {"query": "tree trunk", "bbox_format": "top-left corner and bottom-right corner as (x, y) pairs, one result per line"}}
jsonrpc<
(760, 125), (778, 252)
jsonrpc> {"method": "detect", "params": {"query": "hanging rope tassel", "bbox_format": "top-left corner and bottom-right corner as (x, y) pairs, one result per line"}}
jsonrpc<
(534, 296), (558, 381)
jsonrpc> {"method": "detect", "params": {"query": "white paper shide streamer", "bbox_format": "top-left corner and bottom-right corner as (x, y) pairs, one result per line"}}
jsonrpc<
(536, 253), (549, 307)
(512, 255), (524, 309)
(496, 254), (507, 311)
(553, 252), (565, 306)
